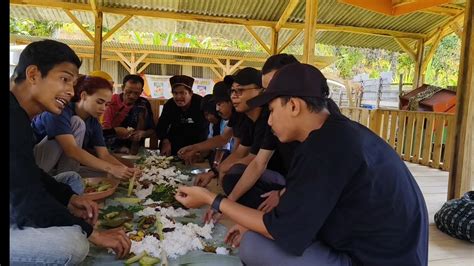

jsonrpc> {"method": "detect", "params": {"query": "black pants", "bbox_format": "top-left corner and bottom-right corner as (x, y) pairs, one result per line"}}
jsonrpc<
(222, 164), (286, 209)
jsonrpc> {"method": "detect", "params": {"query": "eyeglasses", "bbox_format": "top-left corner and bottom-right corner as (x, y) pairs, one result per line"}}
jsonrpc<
(230, 86), (260, 96)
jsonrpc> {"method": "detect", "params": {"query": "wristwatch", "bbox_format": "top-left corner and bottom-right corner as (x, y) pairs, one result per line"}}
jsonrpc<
(211, 194), (226, 213)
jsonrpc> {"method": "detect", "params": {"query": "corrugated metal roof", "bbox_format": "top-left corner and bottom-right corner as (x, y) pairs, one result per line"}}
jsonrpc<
(9, 34), (267, 61)
(10, 0), (465, 52)
(10, 34), (336, 69)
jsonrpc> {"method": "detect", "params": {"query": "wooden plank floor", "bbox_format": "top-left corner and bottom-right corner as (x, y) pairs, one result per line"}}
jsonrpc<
(405, 162), (474, 265)
(209, 162), (474, 265)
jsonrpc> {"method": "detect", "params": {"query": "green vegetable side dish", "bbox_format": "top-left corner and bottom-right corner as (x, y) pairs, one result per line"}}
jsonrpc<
(84, 180), (112, 193)
(147, 183), (184, 208)
(99, 205), (142, 228)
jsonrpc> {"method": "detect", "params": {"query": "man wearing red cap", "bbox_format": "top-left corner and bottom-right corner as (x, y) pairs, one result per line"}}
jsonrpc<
(156, 75), (209, 156)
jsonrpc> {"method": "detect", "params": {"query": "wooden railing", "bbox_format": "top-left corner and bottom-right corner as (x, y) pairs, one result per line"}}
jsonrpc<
(341, 107), (455, 171)
(147, 101), (454, 171)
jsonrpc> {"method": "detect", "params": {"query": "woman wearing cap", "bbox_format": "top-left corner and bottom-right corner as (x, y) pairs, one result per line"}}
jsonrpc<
(156, 75), (209, 156)
(32, 75), (139, 181)
(175, 63), (428, 265)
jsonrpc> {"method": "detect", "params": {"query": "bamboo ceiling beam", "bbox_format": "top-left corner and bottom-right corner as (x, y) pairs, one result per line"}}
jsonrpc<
(412, 39), (424, 89)
(315, 24), (425, 39)
(225, 59), (231, 74)
(90, 0), (98, 17)
(394, 37), (417, 61)
(119, 60), (131, 73)
(12, 35), (337, 69)
(421, 30), (442, 74)
(212, 58), (226, 71)
(303, 0), (318, 64)
(275, 0), (299, 32)
(62, 9), (94, 42)
(137, 62), (151, 73)
(210, 67), (224, 80)
(271, 29), (279, 55)
(79, 53), (224, 69)
(277, 28), (302, 53)
(449, 21), (463, 38)
(425, 11), (464, 44)
(115, 51), (131, 66)
(102, 15), (133, 42)
(228, 60), (244, 74)
(135, 53), (149, 66)
(245, 25), (271, 55)
(58, 43), (268, 62)
(424, 6), (463, 16)
(10, 0), (428, 39)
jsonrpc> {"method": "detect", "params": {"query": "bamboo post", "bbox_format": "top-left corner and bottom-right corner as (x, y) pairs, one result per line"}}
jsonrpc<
(412, 39), (424, 90)
(93, 11), (103, 71)
(448, 0), (474, 199)
(302, 0), (318, 64)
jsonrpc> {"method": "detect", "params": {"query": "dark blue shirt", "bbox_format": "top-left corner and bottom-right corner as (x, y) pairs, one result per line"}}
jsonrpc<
(263, 113), (428, 265)
(32, 102), (105, 149)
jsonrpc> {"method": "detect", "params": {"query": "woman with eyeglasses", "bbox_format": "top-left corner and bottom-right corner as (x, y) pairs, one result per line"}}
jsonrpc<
(32, 75), (139, 186)
(155, 75), (209, 156)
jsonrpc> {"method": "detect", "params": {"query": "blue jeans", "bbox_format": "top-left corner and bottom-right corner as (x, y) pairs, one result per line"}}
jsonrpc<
(54, 171), (84, 195)
(10, 225), (90, 265)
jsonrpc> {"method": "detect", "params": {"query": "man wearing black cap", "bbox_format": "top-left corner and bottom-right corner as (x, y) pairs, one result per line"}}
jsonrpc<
(202, 66), (292, 223)
(223, 54), (300, 214)
(177, 76), (248, 187)
(156, 75), (209, 156)
(175, 63), (428, 265)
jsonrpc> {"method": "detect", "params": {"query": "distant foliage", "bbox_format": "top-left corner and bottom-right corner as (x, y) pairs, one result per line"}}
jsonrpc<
(10, 17), (461, 88)
(10, 17), (63, 37)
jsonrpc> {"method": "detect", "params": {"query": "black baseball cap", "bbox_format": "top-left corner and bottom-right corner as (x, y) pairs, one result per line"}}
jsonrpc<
(212, 76), (233, 102)
(233, 67), (262, 88)
(247, 63), (329, 108)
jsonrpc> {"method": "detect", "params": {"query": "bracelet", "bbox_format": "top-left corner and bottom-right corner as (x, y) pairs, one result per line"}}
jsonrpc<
(208, 167), (218, 176)
(211, 194), (226, 213)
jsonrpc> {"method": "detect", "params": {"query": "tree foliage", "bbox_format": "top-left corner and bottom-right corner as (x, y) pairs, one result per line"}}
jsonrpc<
(10, 17), (461, 87)
(10, 17), (63, 37)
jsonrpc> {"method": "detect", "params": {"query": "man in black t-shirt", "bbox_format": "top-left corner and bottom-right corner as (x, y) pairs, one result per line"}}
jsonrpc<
(176, 63), (429, 266)
(176, 76), (249, 186)
(201, 67), (294, 223)
(222, 54), (300, 213)
(156, 75), (209, 155)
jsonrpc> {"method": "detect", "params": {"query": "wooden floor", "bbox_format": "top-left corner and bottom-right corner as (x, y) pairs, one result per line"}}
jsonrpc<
(406, 162), (474, 265)
(210, 162), (474, 265)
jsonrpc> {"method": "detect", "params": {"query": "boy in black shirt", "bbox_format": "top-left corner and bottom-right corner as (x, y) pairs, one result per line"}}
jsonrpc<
(175, 63), (428, 265)
(222, 54), (300, 213)
(10, 40), (131, 264)
(177, 77), (247, 186)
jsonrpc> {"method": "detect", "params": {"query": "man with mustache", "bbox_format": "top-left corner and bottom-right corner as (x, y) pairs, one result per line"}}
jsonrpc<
(156, 75), (209, 156)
